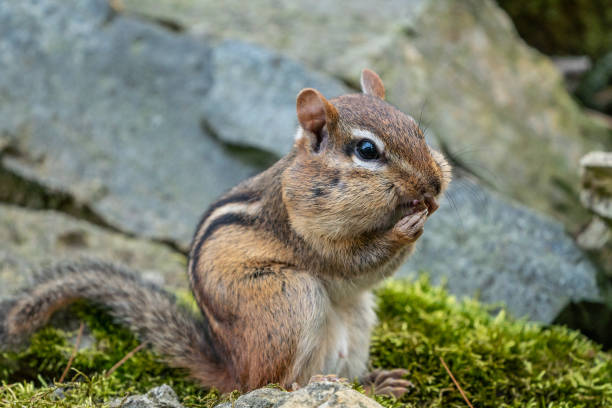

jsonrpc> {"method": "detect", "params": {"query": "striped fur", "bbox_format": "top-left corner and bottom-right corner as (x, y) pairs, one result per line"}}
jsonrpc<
(0, 260), (233, 390)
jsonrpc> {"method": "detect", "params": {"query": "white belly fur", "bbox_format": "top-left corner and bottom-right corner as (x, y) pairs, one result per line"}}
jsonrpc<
(291, 287), (377, 384)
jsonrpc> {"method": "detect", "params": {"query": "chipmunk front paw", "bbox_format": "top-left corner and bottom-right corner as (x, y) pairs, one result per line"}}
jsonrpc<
(360, 369), (414, 399)
(392, 208), (428, 243)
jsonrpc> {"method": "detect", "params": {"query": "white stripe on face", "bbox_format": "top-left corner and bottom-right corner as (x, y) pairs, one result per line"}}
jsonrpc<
(350, 128), (385, 170)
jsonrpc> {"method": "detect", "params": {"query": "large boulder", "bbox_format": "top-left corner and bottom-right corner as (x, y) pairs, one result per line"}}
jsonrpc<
(201, 41), (349, 157)
(0, 0), (345, 251)
(0, 204), (188, 298)
(122, 0), (611, 231)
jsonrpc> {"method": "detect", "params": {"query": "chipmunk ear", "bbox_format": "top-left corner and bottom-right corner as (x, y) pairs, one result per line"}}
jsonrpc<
(296, 88), (338, 152)
(360, 69), (385, 99)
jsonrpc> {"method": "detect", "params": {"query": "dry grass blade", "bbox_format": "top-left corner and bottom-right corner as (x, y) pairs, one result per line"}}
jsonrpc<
(59, 321), (85, 383)
(106, 342), (148, 378)
(440, 356), (474, 408)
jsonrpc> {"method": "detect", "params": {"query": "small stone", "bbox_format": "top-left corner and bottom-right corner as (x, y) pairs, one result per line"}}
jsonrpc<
(214, 382), (383, 408)
(109, 384), (184, 408)
(577, 217), (611, 250)
(580, 151), (612, 220)
(51, 387), (66, 401)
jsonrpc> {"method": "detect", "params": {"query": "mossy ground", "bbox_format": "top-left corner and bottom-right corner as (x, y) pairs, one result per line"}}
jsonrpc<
(1, 277), (611, 407)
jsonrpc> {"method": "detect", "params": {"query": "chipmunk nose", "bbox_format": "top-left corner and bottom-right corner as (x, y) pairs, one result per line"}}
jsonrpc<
(424, 195), (438, 214)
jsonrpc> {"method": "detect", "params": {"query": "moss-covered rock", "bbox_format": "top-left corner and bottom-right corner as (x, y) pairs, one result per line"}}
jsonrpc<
(1, 278), (611, 407)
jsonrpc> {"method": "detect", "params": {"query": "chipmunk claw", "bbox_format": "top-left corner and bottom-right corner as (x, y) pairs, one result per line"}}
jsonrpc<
(360, 369), (414, 399)
(393, 209), (428, 243)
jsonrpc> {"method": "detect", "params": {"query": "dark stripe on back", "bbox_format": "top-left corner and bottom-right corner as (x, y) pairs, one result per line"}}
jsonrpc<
(191, 191), (260, 246)
(243, 267), (277, 280)
(189, 213), (257, 296)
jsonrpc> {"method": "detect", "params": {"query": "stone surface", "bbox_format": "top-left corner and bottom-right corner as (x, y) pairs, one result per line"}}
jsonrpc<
(215, 381), (383, 408)
(576, 216), (611, 251)
(109, 384), (184, 408)
(201, 41), (349, 157)
(398, 178), (600, 323)
(0, 0), (346, 251)
(0, 204), (188, 299)
(580, 151), (612, 219)
(122, 0), (611, 230)
(578, 151), (612, 276)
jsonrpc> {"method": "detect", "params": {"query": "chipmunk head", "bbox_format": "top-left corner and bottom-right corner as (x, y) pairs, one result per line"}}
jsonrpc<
(282, 69), (451, 242)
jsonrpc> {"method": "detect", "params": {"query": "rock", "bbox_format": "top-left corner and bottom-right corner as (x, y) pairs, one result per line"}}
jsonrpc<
(201, 41), (349, 157)
(122, 0), (611, 231)
(215, 381), (383, 408)
(398, 177), (600, 323)
(51, 387), (66, 401)
(580, 151), (612, 219)
(0, 0), (347, 251)
(577, 151), (612, 276)
(0, 204), (188, 299)
(109, 384), (184, 408)
(576, 216), (611, 251)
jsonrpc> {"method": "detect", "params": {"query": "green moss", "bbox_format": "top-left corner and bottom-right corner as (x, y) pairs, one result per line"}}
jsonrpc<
(0, 302), (230, 407)
(2, 278), (611, 407)
(370, 278), (612, 407)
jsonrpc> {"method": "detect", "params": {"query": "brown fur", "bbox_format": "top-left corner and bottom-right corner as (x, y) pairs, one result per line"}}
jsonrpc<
(1, 69), (451, 394)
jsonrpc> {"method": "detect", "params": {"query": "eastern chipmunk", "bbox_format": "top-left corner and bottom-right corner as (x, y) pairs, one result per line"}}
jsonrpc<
(0, 69), (451, 397)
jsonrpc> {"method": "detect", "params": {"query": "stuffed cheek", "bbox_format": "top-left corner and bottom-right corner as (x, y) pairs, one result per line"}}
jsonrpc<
(332, 185), (391, 233)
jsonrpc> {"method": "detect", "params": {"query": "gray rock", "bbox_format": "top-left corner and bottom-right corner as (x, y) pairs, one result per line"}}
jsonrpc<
(122, 0), (611, 231)
(202, 41), (349, 157)
(577, 151), (612, 275)
(399, 178), (600, 322)
(215, 381), (383, 408)
(0, 0), (347, 250)
(109, 384), (184, 408)
(580, 151), (612, 220)
(0, 204), (188, 299)
(576, 216), (611, 251)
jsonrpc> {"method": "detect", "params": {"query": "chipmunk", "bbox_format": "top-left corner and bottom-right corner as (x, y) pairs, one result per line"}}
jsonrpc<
(0, 69), (451, 398)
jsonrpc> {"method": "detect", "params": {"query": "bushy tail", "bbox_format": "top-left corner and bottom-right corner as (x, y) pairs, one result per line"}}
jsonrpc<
(0, 260), (233, 390)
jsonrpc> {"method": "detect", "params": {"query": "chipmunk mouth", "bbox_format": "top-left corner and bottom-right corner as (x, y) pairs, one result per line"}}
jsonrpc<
(386, 199), (424, 227)
(392, 196), (438, 221)
(397, 200), (425, 216)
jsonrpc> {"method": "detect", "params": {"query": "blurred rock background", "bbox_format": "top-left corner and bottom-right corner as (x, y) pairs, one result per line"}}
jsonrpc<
(0, 0), (611, 346)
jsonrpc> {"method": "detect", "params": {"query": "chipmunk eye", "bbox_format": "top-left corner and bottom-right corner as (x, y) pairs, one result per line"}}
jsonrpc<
(355, 139), (380, 160)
